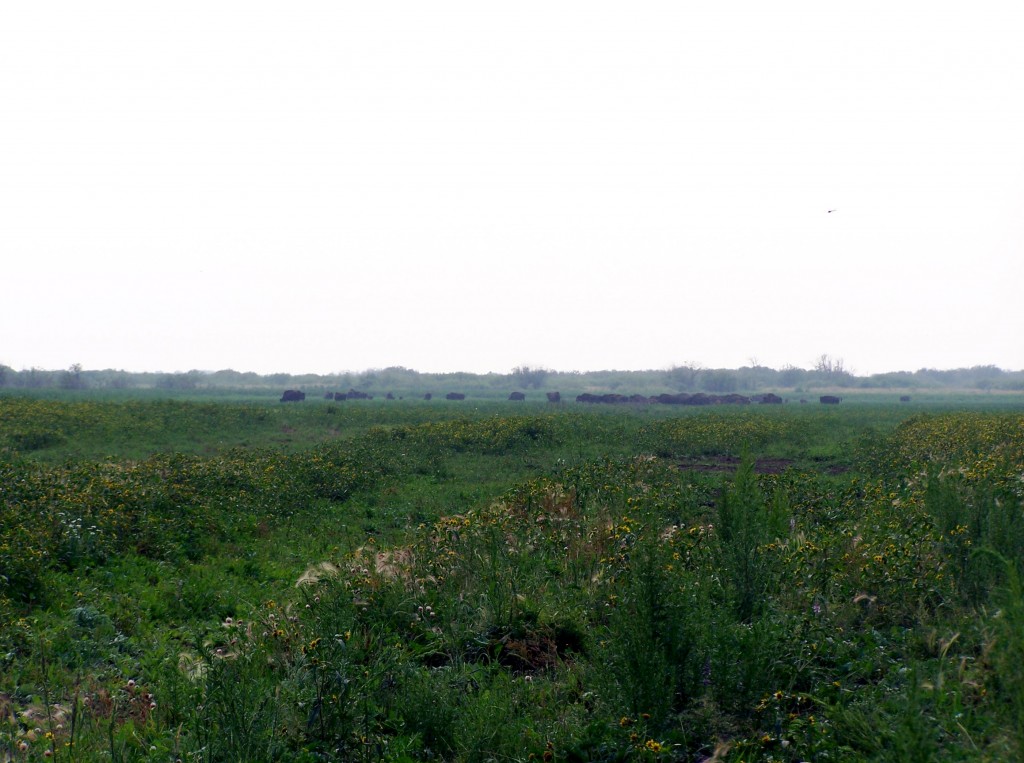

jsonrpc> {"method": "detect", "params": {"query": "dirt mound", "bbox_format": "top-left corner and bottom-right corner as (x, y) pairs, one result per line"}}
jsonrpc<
(674, 456), (858, 475)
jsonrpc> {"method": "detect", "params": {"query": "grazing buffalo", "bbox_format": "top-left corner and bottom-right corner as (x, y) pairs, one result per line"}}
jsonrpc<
(323, 392), (335, 400)
(899, 395), (911, 403)
(546, 391), (561, 403)
(280, 390), (305, 402)
(721, 393), (752, 405)
(386, 392), (395, 400)
(654, 393), (692, 405)
(445, 392), (465, 401)
(423, 393), (432, 400)
(508, 391), (526, 401)
(333, 392), (347, 401)
(819, 395), (842, 404)
(755, 393), (783, 404)
(345, 388), (372, 400)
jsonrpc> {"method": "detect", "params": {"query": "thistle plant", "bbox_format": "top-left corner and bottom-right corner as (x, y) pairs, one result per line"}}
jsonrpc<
(716, 454), (775, 623)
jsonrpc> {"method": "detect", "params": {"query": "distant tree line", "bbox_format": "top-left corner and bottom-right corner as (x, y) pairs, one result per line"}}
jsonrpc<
(1, 362), (1023, 394)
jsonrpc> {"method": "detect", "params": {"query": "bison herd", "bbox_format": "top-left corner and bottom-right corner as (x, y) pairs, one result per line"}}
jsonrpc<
(282, 390), (847, 405)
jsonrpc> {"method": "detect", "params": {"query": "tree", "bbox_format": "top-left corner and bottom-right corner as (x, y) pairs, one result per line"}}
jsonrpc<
(701, 369), (737, 393)
(24, 368), (51, 388)
(814, 354), (854, 385)
(666, 362), (701, 391)
(60, 363), (86, 390)
(156, 372), (201, 390)
(510, 365), (549, 390)
(779, 364), (806, 388)
(814, 354), (840, 376)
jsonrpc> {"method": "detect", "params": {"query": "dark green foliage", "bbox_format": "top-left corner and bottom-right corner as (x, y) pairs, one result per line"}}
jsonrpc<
(599, 534), (702, 723)
(2, 395), (1024, 760)
(716, 455), (775, 622)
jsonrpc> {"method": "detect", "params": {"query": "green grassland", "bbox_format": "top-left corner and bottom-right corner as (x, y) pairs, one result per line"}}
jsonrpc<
(2, 393), (1023, 761)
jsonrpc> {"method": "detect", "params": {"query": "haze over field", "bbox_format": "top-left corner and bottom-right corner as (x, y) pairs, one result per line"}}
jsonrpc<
(2, 2), (1022, 376)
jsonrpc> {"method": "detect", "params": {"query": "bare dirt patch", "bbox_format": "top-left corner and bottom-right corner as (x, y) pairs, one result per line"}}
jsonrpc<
(677, 456), (847, 475)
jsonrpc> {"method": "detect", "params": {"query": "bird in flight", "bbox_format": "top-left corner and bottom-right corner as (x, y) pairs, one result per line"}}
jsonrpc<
(827, 209), (837, 213)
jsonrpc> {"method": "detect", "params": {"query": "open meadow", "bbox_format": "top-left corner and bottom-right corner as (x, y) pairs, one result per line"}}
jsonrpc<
(2, 392), (1024, 761)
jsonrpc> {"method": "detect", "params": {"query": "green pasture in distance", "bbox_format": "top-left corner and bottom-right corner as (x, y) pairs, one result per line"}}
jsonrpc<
(2, 389), (1023, 463)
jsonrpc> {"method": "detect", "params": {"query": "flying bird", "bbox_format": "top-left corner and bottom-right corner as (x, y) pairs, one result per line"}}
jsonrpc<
(827, 209), (837, 213)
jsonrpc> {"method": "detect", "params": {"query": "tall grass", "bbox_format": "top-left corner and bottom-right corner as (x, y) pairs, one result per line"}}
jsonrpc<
(2, 398), (1024, 760)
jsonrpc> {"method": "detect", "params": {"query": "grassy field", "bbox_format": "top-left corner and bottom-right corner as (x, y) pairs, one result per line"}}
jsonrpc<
(2, 393), (1023, 761)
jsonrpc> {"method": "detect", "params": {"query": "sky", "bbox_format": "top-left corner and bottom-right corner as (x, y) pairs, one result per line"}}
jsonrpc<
(2, 2), (1022, 376)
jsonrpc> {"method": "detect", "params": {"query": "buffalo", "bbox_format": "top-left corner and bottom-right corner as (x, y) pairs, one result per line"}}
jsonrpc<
(899, 395), (911, 403)
(546, 391), (561, 403)
(654, 393), (691, 405)
(819, 395), (842, 404)
(280, 390), (305, 402)
(508, 391), (526, 401)
(722, 393), (752, 405)
(445, 392), (465, 401)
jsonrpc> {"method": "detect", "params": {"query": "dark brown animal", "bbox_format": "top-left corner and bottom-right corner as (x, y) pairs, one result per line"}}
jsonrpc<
(423, 393), (433, 400)
(721, 394), (751, 405)
(819, 395), (842, 404)
(655, 393), (692, 405)
(445, 392), (465, 401)
(280, 390), (305, 402)
(899, 395), (911, 402)
(508, 391), (526, 401)
(546, 391), (561, 403)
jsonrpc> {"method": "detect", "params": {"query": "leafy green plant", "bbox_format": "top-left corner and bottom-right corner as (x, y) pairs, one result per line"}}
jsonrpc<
(716, 455), (779, 622)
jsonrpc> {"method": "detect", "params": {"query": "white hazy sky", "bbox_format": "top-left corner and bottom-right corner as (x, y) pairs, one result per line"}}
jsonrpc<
(2, 2), (1022, 376)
